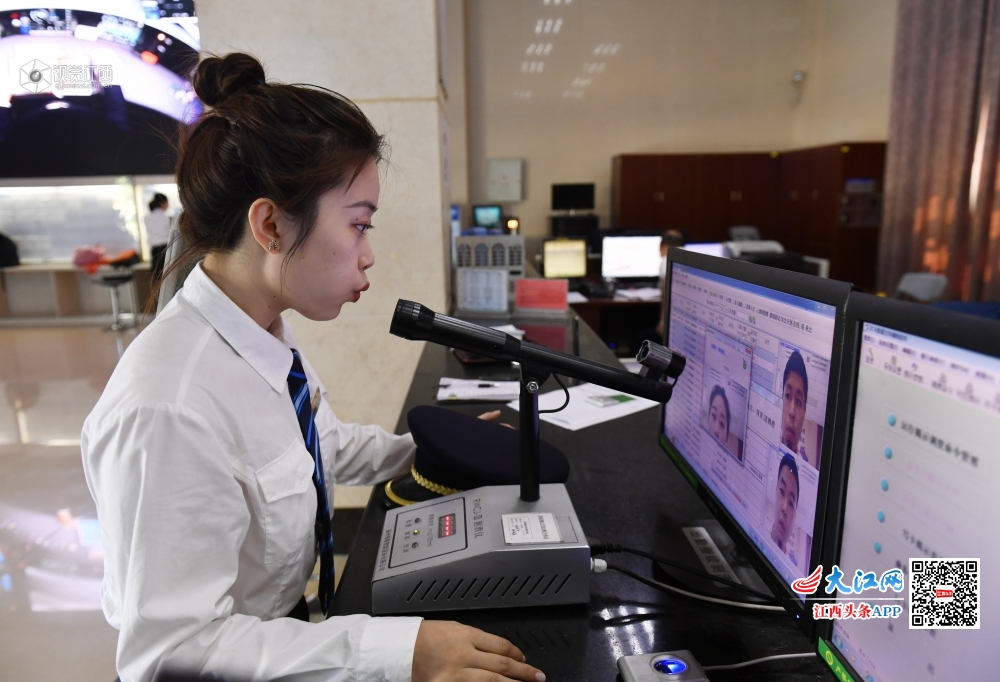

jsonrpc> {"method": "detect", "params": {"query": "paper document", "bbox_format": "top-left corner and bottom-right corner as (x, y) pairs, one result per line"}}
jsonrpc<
(613, 287), (661, 302)
(566, 291), (588, 304)
(506, 382), (657, 431)
(490, 324), (525, 339)
(436, 377), (520, 402)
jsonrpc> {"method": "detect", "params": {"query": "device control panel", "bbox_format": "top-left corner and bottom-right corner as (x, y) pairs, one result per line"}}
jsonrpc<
(389, 497), (468, 568)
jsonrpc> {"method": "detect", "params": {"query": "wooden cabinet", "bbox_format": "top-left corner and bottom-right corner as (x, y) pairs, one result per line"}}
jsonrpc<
(612, 153), (778, 242)
(612, 143), (886, 290)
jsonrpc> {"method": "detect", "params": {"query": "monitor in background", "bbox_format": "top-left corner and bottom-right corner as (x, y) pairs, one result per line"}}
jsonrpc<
(821, 294), (1000, 682)
(681, 243), (729, 258)
(472, 205), (503, 228)
(543, 239), (587, 279)
(601, 235), (661, 279)
(660, 248), (851, 633)
(552, 183), (595, 211)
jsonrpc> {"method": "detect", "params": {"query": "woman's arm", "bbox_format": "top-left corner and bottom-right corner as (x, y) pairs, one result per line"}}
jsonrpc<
(83, 403), (420, 682)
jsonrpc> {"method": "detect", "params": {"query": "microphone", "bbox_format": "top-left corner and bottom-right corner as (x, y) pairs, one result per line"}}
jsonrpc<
(390, 300), (681, 403)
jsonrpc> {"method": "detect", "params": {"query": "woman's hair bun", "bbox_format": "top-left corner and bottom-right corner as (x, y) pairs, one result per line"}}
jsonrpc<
(193, 53), (267, 107)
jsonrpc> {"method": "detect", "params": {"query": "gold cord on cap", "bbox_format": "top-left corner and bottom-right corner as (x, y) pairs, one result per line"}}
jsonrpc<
(410, 463), (461, 496)
(384, 479), (414, 506)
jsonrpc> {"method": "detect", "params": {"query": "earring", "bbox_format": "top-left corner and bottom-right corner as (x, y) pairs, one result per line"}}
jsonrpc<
(268, 239), (279, 253)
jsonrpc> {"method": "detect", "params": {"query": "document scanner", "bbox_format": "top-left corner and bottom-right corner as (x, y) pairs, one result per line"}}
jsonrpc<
(372, 300), (685, 614)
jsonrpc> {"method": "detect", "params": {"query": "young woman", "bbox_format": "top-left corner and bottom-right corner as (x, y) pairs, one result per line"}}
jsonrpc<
(82, 53), (545, 682)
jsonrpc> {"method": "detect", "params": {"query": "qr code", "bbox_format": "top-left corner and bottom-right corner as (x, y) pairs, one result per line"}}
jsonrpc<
(909, 558), (980, 629)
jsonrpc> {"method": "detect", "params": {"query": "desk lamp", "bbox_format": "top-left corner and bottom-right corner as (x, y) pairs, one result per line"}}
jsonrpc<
(369, 300), (685, 614)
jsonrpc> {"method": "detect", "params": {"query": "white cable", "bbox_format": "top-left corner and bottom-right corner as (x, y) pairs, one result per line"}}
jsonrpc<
(607, 566), (785, 612)
(703, 652), (816, 671)
(591, 558), (608, 573)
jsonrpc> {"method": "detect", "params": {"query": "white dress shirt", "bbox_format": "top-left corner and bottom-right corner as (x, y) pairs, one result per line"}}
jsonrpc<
(82, 263), (422, 682)
(144, 208), (171, 247)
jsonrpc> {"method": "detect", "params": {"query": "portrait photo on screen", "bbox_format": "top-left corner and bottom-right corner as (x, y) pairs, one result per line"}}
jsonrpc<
(700, 328), (752, 463)
(762, 446), (819, 576)
(774, 343), (830, 470)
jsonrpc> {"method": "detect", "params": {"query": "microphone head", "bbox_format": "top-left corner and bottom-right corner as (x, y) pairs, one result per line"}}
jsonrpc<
(390, 299), (433, 340)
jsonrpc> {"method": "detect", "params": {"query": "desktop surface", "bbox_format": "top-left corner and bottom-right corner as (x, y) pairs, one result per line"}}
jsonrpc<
(334, 313), (835, 681)
(828, 316), (1000, 682)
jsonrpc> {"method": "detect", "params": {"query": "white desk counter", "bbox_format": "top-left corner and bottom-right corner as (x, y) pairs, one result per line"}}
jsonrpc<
(0, 262), (152, 320)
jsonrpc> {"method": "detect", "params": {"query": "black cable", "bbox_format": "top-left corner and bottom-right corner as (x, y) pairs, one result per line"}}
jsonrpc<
(605, 563), (785, 612)
(590, 540), (779, 603)
(539, 373), (571, 413)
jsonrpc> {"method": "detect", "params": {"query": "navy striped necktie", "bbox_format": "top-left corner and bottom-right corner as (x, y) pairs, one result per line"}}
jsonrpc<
(287, 349), (335, 615)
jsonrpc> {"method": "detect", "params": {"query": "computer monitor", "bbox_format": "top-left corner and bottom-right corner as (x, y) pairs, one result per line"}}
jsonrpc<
(660, 248), (851, 633)
(680, 243), (729, 258)
(818, 293), (1000, 681)
(472, 205), (503, 228)
(601, 235), (662, 279)
(552, 183), (595, 211)
(543, 239), (587, 279)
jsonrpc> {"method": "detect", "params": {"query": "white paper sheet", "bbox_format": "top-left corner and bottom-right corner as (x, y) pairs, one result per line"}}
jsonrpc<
(506, 382), (658, 431)
(436, 377), (520, 402)
(566, 291), (588, 304)
(613, 287), (661, 302)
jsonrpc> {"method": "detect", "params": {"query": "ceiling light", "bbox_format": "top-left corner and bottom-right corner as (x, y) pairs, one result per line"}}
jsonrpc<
(544, 43), (553, 55)
(571, 77), (592, 88)
(553, 18), (563, 33)
(535, 19), (544, 34)
(544, 18), (553, 33)
(584, 62), (606, 74)
(562, 90), (584, 99)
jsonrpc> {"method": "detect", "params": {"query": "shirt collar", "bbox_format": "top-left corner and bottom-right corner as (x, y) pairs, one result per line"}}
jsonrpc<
(180, 263), (293, 393)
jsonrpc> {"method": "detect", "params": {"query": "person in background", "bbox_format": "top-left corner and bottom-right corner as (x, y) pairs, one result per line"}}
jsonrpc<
(0, 230), (20, 268)
(145, 193), (170, 281)
(656, 230), (685, 339)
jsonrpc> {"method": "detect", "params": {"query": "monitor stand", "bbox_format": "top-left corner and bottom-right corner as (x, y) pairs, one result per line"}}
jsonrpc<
(652, 519), (774, 604)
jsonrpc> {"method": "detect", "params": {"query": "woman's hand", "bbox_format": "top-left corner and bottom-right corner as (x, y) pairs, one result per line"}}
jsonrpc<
(478, 410), (515, 430)
(412, 620), (545, 682)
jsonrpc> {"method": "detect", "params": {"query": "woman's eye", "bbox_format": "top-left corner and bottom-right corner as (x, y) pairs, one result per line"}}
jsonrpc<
(355, 223), (374, 234)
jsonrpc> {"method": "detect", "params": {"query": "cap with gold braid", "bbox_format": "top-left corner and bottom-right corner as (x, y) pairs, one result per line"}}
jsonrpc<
(382, 405), (570, 508)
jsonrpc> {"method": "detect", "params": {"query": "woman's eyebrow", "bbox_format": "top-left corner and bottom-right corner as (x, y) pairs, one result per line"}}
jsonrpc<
(345, 200), (378, 212)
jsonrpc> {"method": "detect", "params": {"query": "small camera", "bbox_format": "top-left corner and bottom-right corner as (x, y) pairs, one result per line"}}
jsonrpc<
(636, 340), (686, 383)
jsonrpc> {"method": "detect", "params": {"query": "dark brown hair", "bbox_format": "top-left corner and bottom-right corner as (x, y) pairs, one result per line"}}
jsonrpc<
(154, 52), (386, 304)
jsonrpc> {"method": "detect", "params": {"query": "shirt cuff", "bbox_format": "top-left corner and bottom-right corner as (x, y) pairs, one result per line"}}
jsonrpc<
(358, 616), (423, 682)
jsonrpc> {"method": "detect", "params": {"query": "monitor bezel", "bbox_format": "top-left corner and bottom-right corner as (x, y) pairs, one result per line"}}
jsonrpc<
(601, 234), (663, 279)
(661, 247), (852, 637)
(542, 237), (588, 279)
(816, 292), (1000, 671)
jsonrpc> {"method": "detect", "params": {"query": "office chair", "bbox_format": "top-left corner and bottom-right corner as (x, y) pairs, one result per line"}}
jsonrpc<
(893, 272), (948, 303)
(728, 225), (761, 241)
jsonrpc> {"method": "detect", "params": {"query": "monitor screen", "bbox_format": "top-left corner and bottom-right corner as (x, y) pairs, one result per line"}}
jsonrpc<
(552, 183), (595, 211)
(663, 262), (838, 590)
(829, 322), (999, 681)
(473, 205), (502, 228)
(601, 235), (661, 278)
(543, 239), (587, 279)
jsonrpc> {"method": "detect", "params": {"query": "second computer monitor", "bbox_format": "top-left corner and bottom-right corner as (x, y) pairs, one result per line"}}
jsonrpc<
(601, 235), (661, 279)
(820, 293), (999, 682)
(661, 249), (851, 623)
(543, 239), (587, 279)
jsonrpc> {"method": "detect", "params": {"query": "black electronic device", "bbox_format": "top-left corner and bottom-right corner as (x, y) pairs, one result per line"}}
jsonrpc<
(659, 248), (852, 638)
(552, 183), (595, 211)
(472, 205), (503, 228)
(816, 293), (1000, 682)
(550, 214), (600, 253)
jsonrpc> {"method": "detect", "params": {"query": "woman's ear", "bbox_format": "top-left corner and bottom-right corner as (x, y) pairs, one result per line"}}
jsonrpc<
(247, 198), (295, 253)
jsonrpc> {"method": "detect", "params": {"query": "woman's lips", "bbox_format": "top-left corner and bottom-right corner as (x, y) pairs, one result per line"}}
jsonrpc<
(352, 283), (369, 302)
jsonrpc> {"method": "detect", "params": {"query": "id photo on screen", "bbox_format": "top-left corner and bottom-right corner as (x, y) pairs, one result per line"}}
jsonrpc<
(762, 446), (819, 576)
(775, 344), (829, 470)
(700, 329), (752, 463)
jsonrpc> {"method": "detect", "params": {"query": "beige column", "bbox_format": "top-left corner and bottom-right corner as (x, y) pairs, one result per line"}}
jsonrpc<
(199, 1), (450, 503)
